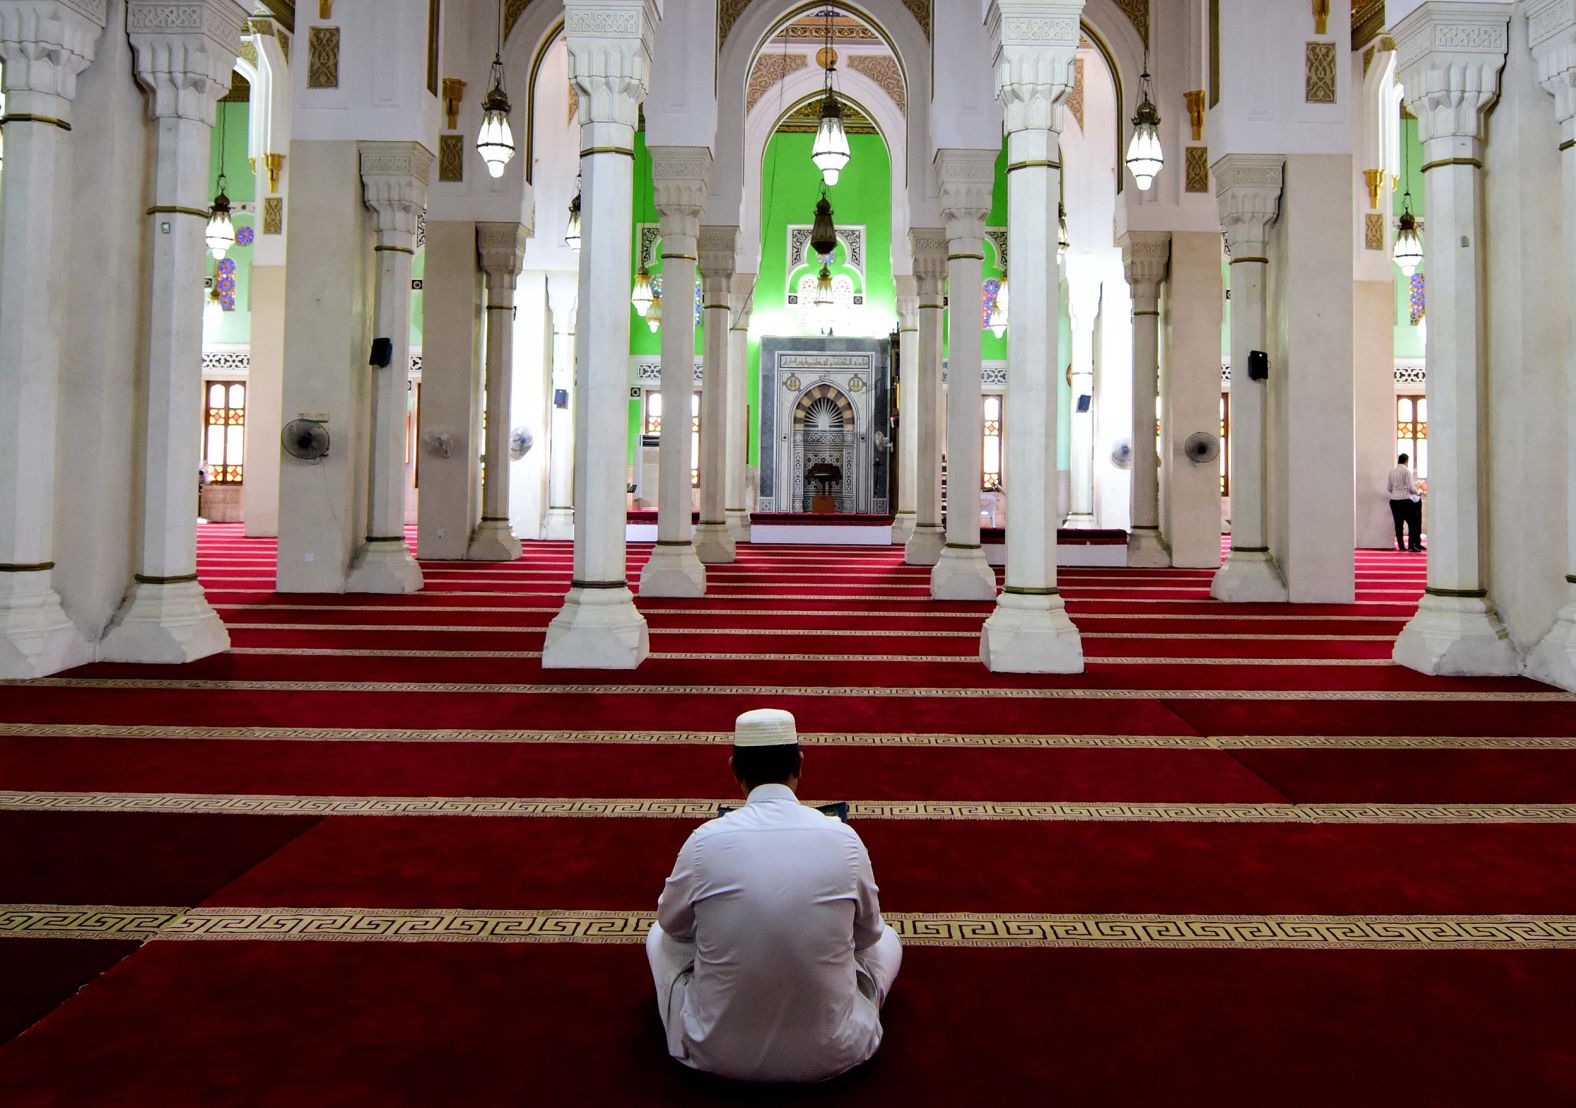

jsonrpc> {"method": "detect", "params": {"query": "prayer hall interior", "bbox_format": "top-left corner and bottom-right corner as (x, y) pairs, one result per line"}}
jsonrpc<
(3, 0), (1576, 1101)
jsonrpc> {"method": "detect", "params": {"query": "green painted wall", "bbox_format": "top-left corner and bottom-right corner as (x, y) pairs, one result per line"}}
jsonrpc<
(1393, 115), (1426, 360)
(204, 102), (254, 347)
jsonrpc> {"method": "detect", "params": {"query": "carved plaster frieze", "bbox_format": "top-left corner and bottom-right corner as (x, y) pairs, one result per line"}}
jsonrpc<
(564, 0), (658, 133)
(1527, 0), (1576, 127)
(127, 0), (246, 123)
(849, 54), (905, 112)
(359, 141), (433, 244)
(1212, 154), (1283, 256)
(1392, 1), (1509, 146)
(746, 50), (807, 112)
(986, 0), (1082, 135)
(476, 222), (529, 287)
(0, 0), (108, 110)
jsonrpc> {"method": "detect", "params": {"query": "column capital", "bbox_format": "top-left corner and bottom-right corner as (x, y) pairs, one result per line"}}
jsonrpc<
(909, 228), (949, 297)
(565, 0), (659, 146)
(1392, 1), (1509, 147)
(650, 145), (711, 249)
(476, 222), (529, 291)
(1213, 154), (1283, 259)
(126, 0), (246, 124)
(1119, 230), (1171, 296)
(546, 270), (578, 331)
(699, 224), (739, 302)
(934, 147), (996, 247)
(985, 0), (1082, 136)
(359, 141), (433, 249)
(895, 274), (918, 331)
(1529, 1), (1576, 130)
(0, 0), (107, 117)
(728, 271), (755, 328)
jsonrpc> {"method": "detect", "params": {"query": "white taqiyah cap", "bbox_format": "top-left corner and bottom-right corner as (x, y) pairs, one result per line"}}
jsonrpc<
(733, 708), (799, 748)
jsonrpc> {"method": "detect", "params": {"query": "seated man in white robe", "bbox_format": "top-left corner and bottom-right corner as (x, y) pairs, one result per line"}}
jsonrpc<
(646, 708), (902, 1083)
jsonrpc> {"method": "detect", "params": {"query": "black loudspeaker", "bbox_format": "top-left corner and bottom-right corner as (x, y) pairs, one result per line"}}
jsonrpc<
(1076, 393), (1092, 413)
(1247, 349), (1269, 381)
(369, 337), (393, 368)
(554, 388), (569, 409)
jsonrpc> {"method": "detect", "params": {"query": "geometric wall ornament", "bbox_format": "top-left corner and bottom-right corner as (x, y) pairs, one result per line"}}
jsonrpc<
(788, 224), (865, 277)
(1185, 147), (1210, 193)
(985, 229), (1008, 272)
(438, 134), (465, 183)
(308, 25), (339, 88)
(262, 197), (284, 236)
(1113, 0), (1149, 46)
(746, 52), (808, 112)
(849, 54), (906, 112)
(1305, 41), (1336, 103)
(1364, 212), (1385, 251)
(1066, 56), (1085, 130)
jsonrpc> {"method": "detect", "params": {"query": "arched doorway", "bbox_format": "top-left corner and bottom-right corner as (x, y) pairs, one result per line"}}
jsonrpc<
(792, 383), (859, 512)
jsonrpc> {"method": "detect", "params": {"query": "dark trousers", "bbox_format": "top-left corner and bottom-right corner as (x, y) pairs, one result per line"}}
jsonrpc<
(1390, 498), (1421, 550)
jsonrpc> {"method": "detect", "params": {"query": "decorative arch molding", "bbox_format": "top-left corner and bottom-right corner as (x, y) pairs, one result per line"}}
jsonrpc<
(721, 0), (931, 49)
(793, 383), (857, 430)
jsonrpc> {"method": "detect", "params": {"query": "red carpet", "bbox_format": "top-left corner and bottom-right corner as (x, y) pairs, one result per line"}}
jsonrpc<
(1, 524), (1574, 1104)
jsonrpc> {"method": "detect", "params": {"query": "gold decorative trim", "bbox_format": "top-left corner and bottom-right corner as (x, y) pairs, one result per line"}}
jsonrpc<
(1185, 146), (1211, 192)
(373, 245), (415, 255)
(1365, 213), (1386, 251)
(1, 723), (1570, 750)
(580, 146), (634, 159)
(0, 113), (71, 130)
(10, 678), (1568, 703)
(8, 791), (1576, 825)
(1006, 160), (1061, 173)
(133, 573), (198, 585)
(1420, 158), (1484, 174)
(0, 562), (54, 572)
(437, 133), (465, 183)
(6, 905), (1574, 950)
(1229, 256), (1270, 265)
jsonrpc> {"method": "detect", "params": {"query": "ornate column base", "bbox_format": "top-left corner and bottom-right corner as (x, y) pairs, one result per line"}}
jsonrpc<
(467, 519), (522, 562)
(1526, 601), (1576, 692)
(98, 580), (229, 664)
(890, 511), (917, 545)
(1127, 527), (1171, 568)
(905, 525), (945, 566)
(981, 591), (1085, 674)
(346, 540), (424, 594)
(1210, 550), (1289, 603)
(931, 546), (998, 601)
(724, 509), (750, 546)
(0, 577), (92, 679)
(638, 542), (707, 597)
(543, 509), (575, 541)
(1393, 593), (1521, 677)
(694, 523), (736, 564)
(542, 585), (650, 669)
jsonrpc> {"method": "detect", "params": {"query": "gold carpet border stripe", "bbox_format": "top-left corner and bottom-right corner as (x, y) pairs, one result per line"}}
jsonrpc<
(223, 624), (1398, 643)
(7, 791), (1576, 824)
(2, 723), (1571, 749)
(214, 604), (1410, 623)
(10, 678), (1569, 703)
(221, 647), (1392, 667)
(4, 905), (1573, 949)
(204, 590), (1419, 608)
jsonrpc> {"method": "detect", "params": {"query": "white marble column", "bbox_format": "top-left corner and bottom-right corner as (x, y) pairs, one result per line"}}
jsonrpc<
(469, 222), (529, 561)
(543, 0), (658, 669)
(343, 142), (430, 593)
(724, 273), (754, 544)
(904, 230), (948, 565)
(931, 148), (999, 600)
(639, 146), (710, 596)
(100, 0), (242, 663)
(1209, 155), (1289, 603)
(1065, 273), (1099, 526)
(891, 276), (919, 545)
(0, 0), (105, 678)
(981, 0), (1085, 673)
(695, 225), (737, 564)
(1392, 3), (1518, 675)
(544, 272), (577, 540)
(1529, 0), (1576, 690)
(1121, 231), (1170, 567)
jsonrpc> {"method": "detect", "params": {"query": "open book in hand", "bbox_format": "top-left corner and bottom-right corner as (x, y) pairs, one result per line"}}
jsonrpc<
(717, 801), (850, 823)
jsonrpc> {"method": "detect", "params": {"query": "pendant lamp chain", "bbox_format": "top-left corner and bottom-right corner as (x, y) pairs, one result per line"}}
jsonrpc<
(1124, 50), (1164, 192)
(1393, 121), (1424, 278)
(476, 0), (516, 179)
(206, 101), (235, 261)
(631, 141), (654, 316)
(810, 6), (851, 187)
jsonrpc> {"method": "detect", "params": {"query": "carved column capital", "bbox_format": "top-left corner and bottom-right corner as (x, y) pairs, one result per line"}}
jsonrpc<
(1529, 0), (1576, 132)
(127, 0), (246, 124)
(0, 0), (107, 116)
(476, 222), (529, 291)
(895, 274), (918, 331)
(698, 224), (738, 302)
(909, 228), (949, 298)
(934, 147), (996, 247)
(1393, 1), (1510, 149)
(1213, 154), (1283, 259)
(728, 271), (755, 329)
(359, 141), (433, 249)
(1119, 230), (1171, 300)
(650, 145), (711, 251)
(565, 0), (659, 146)
(985, 0), (1083, 136)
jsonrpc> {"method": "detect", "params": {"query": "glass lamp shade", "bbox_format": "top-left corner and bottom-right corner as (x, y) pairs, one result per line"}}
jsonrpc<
(205, 192), (235, 260)
(564, 193), (582, 252)
(809, 194), (838, 261)
(646, 293), (663, 333)
(476, 76), (515, 180)
(813, 265), (836, 333)
(631, 267), (654, 317)
(1393, 210), (1424, 277)
(811, 94), (851, 187)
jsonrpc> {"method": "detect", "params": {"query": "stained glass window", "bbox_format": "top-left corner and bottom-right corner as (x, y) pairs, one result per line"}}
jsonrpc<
(982, 394), (1003, 490)
(1397, 394), (1427, 480)
(203, 381), (246, 484)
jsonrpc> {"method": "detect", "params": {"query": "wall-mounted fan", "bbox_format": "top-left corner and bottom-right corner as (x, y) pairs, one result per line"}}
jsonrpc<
(509, 426), (535, 461)
(1184, 431), (1220, 466)
(1110, 438), (1133, 469)
(281, 418), (329, 463)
